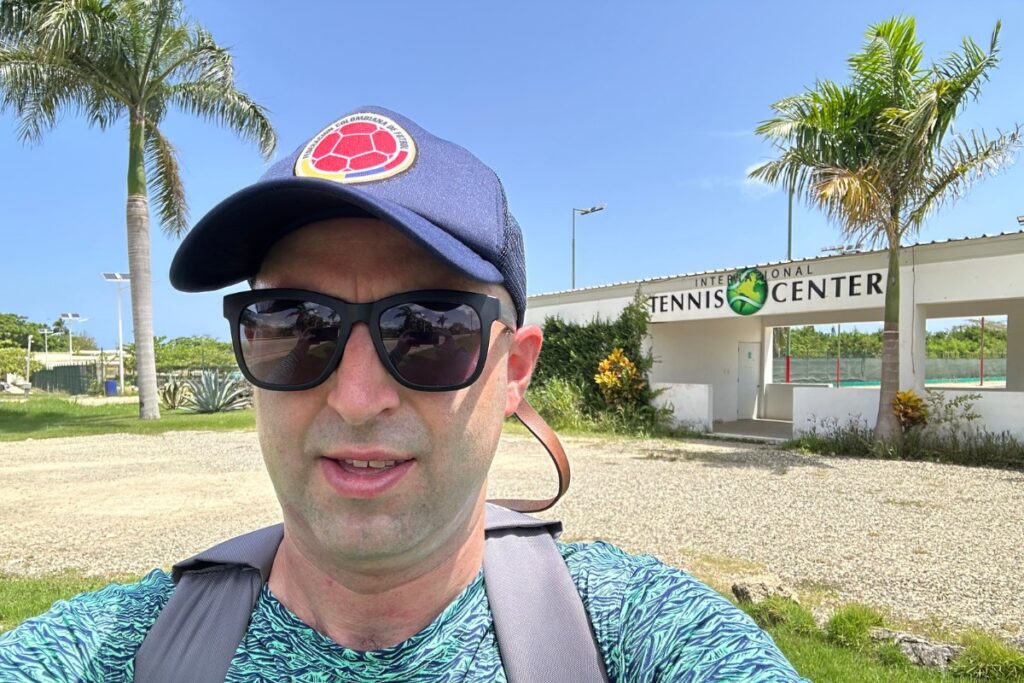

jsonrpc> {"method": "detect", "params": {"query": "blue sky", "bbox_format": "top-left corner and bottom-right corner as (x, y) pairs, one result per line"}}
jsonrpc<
(2, 1), (1023, 348)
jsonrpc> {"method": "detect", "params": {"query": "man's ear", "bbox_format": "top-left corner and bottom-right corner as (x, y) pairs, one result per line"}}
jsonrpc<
(503, 324), (543, 417)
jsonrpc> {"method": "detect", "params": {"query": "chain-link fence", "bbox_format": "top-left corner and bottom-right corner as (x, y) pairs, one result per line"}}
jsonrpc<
(772, 357), (1007, 385)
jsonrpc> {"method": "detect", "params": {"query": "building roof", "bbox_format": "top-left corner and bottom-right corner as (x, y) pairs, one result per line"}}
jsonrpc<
(528, 229), (1024, 299)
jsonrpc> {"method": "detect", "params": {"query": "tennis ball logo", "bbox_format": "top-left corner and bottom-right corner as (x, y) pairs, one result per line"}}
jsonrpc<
(726, 268), (768, 315)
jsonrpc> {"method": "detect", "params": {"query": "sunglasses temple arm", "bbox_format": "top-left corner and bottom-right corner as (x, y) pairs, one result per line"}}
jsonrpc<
(488, 399), (570, 514)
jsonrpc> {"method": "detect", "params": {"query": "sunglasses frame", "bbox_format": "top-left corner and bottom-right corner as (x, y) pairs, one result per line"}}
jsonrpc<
(224, 288), (517, 392)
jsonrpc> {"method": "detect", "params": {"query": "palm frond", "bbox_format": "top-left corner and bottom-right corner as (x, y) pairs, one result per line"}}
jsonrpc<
(144, 121), (188, 236)
(0, 47), (121, 140)
(906, 126), (1023, 229)
(849, 16), (924, 104)
(167, 80), (275, 158)
(812, 165), (889, 241)
(35, 0), (120, 57)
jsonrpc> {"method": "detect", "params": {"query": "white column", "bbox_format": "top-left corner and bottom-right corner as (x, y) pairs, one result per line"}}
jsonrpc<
(760, 325), (775, 418)
(1006, 305), (1024, 391)
(898, 253), (926, 392)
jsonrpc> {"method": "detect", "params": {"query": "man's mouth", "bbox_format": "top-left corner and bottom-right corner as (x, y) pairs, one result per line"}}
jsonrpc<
(319, 453), (415, 497)
(340, 459), (399, 469)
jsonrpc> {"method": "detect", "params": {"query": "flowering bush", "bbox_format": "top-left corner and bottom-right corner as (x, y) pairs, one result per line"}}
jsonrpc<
(892, 389), (928, 432)
(594, 347), (645, 407)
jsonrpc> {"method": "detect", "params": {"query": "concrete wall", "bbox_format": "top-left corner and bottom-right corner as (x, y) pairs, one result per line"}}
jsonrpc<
(793, 386), (1024, 440)
(935, 389), (1024, 440)
(764, 383), (832, 420)
(649, 317), (762, 422)
(651, 382), (713, 432)
(792, 386), (879, 434)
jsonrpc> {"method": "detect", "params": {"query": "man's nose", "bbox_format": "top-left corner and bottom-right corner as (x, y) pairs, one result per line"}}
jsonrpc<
(324, 323), (401, 425)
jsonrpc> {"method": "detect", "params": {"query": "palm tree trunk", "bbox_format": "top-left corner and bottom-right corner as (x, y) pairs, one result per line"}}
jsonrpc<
(127, 116), (160, 419)
(874, 241), (901, 440)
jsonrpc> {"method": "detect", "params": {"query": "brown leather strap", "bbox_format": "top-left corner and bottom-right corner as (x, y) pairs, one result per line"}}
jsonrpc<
(488, 399), (570, 513)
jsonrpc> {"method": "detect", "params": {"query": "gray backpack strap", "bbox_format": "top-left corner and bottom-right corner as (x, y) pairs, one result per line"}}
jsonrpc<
(484, 503), (610, 683)
(134, 511), (608, 683)
(133, 524), (283, 683)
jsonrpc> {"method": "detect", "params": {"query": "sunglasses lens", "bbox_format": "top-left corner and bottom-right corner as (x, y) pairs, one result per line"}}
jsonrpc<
(379, 301), (482, 387)
(238, 300), (341, 386)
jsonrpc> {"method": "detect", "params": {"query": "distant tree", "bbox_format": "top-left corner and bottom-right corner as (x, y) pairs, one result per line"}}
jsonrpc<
(0, 313), (37, 348)
(0, 313), (97, 351)
(124, 335), (236, 374)
(0, 0), (276, 419)
(751, 17), (1021, 439)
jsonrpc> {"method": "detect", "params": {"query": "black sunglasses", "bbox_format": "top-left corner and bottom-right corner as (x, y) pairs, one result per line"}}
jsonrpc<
(223, 289), (516, 392)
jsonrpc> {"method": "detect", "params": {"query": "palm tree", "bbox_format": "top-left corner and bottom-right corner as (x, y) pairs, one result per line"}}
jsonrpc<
(750, 16), (1020, 439)
(0, 0), (276, 418)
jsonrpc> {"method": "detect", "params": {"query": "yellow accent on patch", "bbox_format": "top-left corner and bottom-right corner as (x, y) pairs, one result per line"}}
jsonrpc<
(294, 112), (416, 185)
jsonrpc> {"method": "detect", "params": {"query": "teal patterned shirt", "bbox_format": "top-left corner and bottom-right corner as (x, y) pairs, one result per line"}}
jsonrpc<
(0, 541), (805, 681)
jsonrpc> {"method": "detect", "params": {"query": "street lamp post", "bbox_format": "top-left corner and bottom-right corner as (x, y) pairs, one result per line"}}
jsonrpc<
(102, 273), (131, 395)
(571, 204), (606, 289)
(39, 327), (54, 368)
(60, 313), (87, 356)
(26, 334), (32, 380)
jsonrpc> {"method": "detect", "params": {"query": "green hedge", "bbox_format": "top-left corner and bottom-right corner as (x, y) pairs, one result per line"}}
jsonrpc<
(530, 289), (671, 435)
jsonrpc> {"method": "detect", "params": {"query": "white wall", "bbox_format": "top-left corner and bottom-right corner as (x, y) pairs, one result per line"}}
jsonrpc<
(650, 317), (762, 422)
(651, 382), (713, 432)
(764, 383), (831, 420)
(936, 389), (1024, 440)
(793, 386), (1024, 440)
(792, 386), (879, 434)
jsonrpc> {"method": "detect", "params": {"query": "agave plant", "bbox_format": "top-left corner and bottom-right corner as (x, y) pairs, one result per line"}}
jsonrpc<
(158, 375), (191, 410)
(184, 371), (250, 413)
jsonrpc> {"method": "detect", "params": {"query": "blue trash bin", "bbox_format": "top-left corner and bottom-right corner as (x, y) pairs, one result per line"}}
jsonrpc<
(104, 379), (118, 396)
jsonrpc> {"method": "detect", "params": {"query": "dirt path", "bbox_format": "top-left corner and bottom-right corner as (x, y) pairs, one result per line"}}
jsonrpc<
(2, 430), (1022, 642)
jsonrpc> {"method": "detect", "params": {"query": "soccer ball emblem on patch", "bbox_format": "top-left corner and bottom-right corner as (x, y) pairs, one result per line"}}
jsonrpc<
(294, 113), (416, 184)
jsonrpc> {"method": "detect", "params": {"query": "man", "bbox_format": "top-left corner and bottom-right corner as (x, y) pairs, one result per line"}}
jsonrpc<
(0, 106), (805, 681)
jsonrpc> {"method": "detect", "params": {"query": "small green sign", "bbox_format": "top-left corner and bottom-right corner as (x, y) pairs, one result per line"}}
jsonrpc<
(726, 268), (768, 315)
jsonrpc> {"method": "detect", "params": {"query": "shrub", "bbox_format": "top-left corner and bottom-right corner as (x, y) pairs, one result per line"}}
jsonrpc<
(158, 376), (192, 410)
(892, 389), (928, 432)
(533, 288), (655, 415)
(825, 603), (885, 650)
(0, 348), (42, 378)
(526, 378), (592, 432)
(926, 389), (981, 433)
(184, 371), (250, 413)
(594, 347), (645, 407)
(949, 631), (1024, 679)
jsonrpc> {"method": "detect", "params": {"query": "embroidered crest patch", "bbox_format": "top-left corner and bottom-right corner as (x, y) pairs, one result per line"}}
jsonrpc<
(295, 113), (416, 184)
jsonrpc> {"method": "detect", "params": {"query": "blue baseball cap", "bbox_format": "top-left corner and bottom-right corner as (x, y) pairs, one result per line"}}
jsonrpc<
(170, 106), (526, 325)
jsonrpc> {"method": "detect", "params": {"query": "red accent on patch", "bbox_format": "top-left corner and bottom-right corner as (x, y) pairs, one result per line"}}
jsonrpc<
(383, 150), (409, 171)
(312, 132), (339, 158)
(339, 122), (377, 135)
(349, 151), (388, 171)
(372, 129), (397, 154)
(336, 134), (373, 158)
(312, 154), (347, 172)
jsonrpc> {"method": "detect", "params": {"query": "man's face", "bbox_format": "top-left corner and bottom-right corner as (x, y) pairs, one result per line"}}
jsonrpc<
(252, 217), (525, 569)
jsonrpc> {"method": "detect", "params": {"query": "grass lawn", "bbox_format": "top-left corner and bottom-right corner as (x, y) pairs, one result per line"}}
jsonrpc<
(0, 571), (142, 633)
(0, 396), (255, 441)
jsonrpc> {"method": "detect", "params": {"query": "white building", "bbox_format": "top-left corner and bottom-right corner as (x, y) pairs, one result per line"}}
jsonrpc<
(526, 231), (1024, 439)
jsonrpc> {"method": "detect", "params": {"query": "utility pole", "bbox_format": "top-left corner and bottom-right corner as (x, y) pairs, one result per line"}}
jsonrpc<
(40, 327), (54, 368)
(26, 335), (33, 380)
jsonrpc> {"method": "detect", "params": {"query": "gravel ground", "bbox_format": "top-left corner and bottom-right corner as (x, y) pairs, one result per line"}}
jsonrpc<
(1, 430), (1022, 641)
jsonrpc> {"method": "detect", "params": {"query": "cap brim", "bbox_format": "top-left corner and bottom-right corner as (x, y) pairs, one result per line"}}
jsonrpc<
(170, 177), (503, 292)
